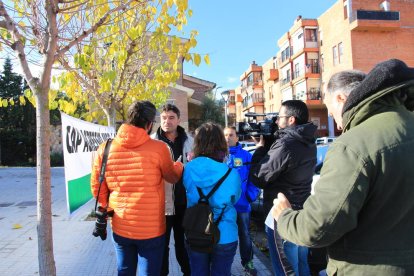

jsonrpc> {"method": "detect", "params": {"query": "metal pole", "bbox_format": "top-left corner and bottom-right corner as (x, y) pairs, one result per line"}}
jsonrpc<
(224, 103), (228, 127)
(214, 86), (222, 99)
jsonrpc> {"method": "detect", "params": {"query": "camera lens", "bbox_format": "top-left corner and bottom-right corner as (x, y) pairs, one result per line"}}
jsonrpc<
(92, 208), (108, 240)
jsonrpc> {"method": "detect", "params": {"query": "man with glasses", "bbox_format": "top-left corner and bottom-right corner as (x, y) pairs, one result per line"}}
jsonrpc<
(273, 59), (414, 275)
(250, 100), (317, 275)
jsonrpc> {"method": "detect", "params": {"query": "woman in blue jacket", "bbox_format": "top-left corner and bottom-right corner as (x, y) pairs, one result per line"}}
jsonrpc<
(183, 123), (241, 276)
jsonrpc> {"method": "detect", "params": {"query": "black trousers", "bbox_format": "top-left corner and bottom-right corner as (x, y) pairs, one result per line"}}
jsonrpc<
(161, 205), (191, 276)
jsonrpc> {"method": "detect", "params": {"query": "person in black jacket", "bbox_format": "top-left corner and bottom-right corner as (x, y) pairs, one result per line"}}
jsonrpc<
(250, 100), (317, 276)
(151, 104), (193, 276)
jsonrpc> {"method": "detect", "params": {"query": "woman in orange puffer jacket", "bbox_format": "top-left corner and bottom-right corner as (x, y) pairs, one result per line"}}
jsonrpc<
(91, 101), (183, 276)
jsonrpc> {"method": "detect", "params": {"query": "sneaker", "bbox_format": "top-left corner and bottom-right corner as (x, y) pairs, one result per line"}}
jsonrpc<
(244, 260), (257, 276)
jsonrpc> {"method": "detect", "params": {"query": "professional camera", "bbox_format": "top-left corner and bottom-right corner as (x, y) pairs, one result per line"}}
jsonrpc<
(240, 112), (279, 138)
(92, 206), (113, 240)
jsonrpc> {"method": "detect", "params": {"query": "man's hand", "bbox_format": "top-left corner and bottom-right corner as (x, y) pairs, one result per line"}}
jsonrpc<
(251, 135), (265, 148)
(272, 193), (291, 221)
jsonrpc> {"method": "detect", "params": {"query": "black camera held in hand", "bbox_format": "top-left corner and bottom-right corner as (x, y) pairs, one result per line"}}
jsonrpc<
(92, 206), (114, 240)
(237, 112), (279, 139)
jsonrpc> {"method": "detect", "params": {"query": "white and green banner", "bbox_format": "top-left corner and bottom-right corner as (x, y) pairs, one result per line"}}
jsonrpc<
(61, 112), (116, 214)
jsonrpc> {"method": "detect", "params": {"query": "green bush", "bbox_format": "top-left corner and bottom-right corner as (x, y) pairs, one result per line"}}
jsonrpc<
(50, 151), (64, 167)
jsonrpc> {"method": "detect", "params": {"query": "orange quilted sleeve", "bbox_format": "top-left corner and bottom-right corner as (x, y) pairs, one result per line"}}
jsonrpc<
(158, 142), (183, 184)
(91, 143), (109, 207)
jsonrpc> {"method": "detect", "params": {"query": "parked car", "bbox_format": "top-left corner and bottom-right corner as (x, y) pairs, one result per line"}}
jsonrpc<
(239, 141), (256, 148)
(315, 136), (336, 145)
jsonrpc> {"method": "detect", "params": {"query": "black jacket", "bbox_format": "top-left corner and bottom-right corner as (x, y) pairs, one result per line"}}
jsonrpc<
(153, 126), (189, 206)
(250, 122), (317, 215)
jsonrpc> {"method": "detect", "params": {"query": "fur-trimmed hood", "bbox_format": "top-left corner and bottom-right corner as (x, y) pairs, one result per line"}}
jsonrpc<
(343, 59), (414, 131)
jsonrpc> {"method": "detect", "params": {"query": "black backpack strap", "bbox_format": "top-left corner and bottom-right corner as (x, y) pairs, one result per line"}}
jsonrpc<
(215, 205), (227, 225)
(197, 168), (232, 202)
(94, 139), (113, 212)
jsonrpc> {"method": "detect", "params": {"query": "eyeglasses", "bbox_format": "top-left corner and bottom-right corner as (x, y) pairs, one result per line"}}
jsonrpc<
(277, 115), (290, 119)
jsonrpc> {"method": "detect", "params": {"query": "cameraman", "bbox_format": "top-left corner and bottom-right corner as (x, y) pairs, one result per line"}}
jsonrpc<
(249, 100), (317, 275)
(91, 101), (183, 275)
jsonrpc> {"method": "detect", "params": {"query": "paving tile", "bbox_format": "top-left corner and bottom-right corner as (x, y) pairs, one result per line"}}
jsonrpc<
(0, 167), (273, 276)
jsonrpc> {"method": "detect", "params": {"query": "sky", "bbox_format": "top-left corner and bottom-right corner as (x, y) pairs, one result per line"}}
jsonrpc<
(182, 0), (337, 96)
(2, 0), (337, 92)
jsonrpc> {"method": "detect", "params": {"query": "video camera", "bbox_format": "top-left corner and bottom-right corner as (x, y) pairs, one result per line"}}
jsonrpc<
(238, 112), (279, 138)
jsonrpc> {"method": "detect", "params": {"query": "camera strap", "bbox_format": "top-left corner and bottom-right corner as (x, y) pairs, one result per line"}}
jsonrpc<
(94, 139), (113, 212)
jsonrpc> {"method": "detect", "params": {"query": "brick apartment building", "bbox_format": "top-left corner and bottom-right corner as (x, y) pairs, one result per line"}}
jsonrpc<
(153, 74), (215, 133)
(230, 0), (414, 137)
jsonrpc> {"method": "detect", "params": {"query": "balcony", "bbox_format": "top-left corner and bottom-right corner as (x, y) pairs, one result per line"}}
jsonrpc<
(253, 80), (263, 88)
(350, 10), (400, 32)
(268, 69), (279, 81)
(354, 10), (399, 21)
(242, 93), (264, 108)
(307, 64), (320, 74)
(280, 76), (291, 86)
(307, 89), (321, 100)
(306, 89), (323, 105)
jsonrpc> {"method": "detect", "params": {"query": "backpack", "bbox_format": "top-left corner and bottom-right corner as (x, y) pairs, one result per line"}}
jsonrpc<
(182, 168), (232, 253)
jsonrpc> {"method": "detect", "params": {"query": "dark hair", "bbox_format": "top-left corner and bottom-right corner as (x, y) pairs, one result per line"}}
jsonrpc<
(281, 100), (309, 125)
(224, 126), (237, 134)
(161, 104), (180, 118)
(193, 123), (228, 160)
(327, 70), (366, 96)
(126, 101), (156, 128)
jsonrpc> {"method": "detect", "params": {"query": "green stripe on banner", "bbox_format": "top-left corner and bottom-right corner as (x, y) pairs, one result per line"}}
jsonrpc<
(68, 173), (93, 214)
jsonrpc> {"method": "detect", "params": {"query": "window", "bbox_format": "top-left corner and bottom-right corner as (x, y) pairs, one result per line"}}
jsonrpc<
(319, 30), (323, 46)
(294, 63), (300, 79)
(320, 54), (324, 72)
(333, 46), (338, 66)
(308, 59), (320, 73)
(338, 42), (344, 64)
(247, 73), (253, 86)
(281, 46), (291, 62)
(344, 1), (348, 19)
(305, 29), (317, 42)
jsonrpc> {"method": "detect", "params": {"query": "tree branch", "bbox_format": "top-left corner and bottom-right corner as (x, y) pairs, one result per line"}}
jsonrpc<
(55, 0), (138, 59)
(0, 1), (36, 88)
(59, 57), (107, 110)
(58, 0), (79, 3)
(57, 0), (88, 13)
(40, 0), (59, 91)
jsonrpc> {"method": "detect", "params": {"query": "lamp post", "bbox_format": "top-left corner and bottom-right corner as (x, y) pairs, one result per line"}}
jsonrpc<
(213, 86), (223, 99)
(221, 90), (230, 127)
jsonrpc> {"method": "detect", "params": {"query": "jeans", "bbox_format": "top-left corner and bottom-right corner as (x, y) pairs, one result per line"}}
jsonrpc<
(187, 241), (238, 276)
(237, 212), (253, 266)
(112, 232), (165, 276)
(266, 225), (310, 276)
(161, 205), (191, 276)
(266, 225), (285, 275)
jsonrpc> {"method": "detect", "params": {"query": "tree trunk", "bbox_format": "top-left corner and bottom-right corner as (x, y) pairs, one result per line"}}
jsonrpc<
(104, 104), (116, 129)
(35, 86), (56, 276)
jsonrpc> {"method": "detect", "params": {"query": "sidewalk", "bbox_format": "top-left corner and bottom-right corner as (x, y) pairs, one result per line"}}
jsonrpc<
(0, 167), (272, 275)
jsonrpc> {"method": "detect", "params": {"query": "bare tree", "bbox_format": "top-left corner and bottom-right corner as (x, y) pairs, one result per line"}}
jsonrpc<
(0, 1), (200, 274)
